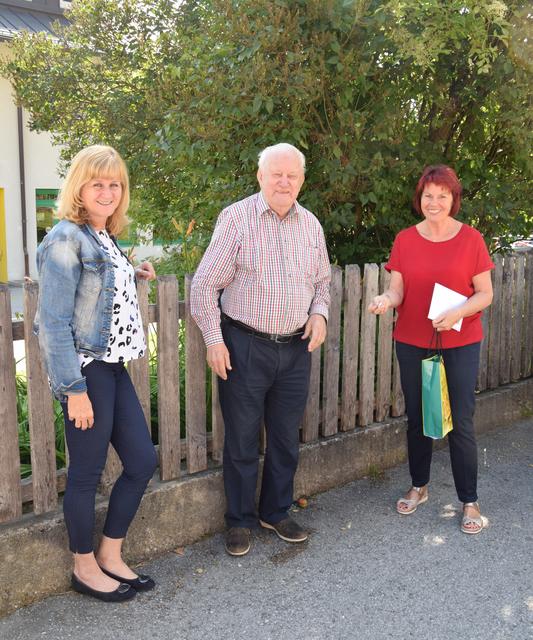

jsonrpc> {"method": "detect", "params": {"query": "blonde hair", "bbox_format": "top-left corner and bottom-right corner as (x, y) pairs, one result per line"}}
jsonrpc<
(57, 145), (130, 236)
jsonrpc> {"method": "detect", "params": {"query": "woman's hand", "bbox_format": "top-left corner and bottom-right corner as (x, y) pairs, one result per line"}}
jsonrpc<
(368, 294), (392, 315)
(135, 261), (156, 281)
(67, 393), (94, 430)
(432, 270), (493, 332)
(432, 309), (463, 332)
(368, 272), (403, 315)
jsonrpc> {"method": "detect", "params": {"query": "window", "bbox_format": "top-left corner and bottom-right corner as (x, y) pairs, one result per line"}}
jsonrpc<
(36, 189), (59, 243)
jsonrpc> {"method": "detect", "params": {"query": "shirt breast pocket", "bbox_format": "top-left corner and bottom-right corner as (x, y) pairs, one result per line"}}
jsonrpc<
(80, 258), (106, 293)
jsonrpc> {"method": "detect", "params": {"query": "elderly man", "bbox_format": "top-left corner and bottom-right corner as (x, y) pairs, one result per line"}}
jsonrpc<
(191, 143), (330, 556)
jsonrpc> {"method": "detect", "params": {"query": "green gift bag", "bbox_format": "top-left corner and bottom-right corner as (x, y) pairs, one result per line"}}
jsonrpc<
(421, 332), (453, 439)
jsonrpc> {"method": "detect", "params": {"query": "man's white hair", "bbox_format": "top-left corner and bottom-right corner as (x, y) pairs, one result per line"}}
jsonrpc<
(257, 143), (306, 173)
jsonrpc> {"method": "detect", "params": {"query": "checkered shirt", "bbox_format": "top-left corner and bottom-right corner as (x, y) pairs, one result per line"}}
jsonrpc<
(191, 192), (331, 346)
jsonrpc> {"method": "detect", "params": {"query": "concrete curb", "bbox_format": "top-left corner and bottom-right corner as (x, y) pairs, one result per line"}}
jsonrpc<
(1, 378), (531, 616)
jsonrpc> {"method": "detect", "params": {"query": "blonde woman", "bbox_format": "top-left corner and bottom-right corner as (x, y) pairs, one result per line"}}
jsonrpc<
(35, 145), (157, 601)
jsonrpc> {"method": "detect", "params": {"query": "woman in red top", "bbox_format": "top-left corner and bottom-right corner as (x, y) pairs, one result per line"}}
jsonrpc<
(369, 165), (494, 534)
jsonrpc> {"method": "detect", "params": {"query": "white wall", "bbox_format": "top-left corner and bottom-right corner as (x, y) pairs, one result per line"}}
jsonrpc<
(23, 110), (62, 278)
(0, 41), (62, 281)
(0, 69), (24, 281)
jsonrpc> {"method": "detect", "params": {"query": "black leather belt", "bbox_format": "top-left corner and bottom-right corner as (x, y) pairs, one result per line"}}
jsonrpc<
(223, 314), (305, 344)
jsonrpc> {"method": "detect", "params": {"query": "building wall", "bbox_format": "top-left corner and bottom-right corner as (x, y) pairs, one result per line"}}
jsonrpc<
(0, 41), (62, 281)
(23, 106), (63, 278)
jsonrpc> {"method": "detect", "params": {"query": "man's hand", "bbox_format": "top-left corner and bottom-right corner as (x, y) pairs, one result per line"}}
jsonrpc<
(207, 342), (232, 380)
(135, 261), (156, 281)
(67, 392), (94, 430)
(302, 314), (327, 352)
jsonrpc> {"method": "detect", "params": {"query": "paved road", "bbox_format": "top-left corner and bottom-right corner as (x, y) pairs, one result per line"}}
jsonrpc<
(1, 419), (532, 640)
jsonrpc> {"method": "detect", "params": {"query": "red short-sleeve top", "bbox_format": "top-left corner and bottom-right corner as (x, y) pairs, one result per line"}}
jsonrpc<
(385, 223), (494, 348)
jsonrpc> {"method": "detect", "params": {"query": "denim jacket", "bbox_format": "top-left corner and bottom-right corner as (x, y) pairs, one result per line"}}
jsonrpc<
(34, 220), (117, 402)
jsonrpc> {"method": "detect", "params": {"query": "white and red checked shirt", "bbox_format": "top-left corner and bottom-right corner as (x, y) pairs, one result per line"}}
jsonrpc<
(191, 192), (331, 346)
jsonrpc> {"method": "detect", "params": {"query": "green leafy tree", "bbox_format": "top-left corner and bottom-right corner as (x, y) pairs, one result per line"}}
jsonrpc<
(3, 0), (532, 264)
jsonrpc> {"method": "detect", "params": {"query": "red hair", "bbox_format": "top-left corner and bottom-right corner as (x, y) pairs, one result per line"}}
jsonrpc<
(413, 165), (462, 217)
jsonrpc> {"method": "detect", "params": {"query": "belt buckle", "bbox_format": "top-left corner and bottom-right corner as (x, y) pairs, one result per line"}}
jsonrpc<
(272, 333), (290, 343)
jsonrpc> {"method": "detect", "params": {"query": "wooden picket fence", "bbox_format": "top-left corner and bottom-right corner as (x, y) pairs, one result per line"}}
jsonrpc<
(1, 253), (532, 526)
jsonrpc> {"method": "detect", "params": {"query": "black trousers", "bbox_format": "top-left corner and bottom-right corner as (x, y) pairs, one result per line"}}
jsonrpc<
(218, 322), (311, 528)
(395, 340), (481, 503)
(62, 360), (158, 553)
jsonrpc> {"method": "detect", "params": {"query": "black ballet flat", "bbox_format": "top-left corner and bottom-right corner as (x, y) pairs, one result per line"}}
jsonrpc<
(100, 566), (156, 591)
(71, 573), (136, 602)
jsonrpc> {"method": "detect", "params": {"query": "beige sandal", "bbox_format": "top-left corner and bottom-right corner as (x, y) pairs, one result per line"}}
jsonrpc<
(461, 502), (484, 535)
(396, 486), (428, 515)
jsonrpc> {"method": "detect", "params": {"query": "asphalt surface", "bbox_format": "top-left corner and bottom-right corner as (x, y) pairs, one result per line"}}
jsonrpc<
(1, 419), (532, 640)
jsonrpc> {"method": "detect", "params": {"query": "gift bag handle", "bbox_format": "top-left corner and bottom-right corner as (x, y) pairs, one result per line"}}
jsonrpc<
(427, 328), (443, 357)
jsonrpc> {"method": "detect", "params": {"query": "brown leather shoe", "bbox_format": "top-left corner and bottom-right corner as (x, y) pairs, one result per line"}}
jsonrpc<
(225, 527), (251, 556)
(259, 517), (308, 542)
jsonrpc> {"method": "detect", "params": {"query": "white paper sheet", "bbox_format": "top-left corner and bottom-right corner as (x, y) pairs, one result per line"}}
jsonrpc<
(427, 283), (468, 332)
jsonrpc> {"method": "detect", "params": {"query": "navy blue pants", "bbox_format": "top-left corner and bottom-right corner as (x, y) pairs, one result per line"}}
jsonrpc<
(218, 322), (311, 528)
(62, 360), (157, 553)
(395, 341), (481, 503)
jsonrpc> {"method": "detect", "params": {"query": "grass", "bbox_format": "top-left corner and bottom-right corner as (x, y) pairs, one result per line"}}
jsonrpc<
(366, 464), (386, 483)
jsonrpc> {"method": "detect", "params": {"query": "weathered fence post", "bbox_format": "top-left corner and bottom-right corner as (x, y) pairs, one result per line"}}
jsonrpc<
(321, 265), (342, 437)
(477, 309), (490, 392)
(302, 348), (321, 443)
(184, 275), (207, 474)
(157, 275), (181, 480)
(391, 335), (405, 417)
(0, 284), (22, 522)
(129, 279), (152, 432)
(340, 264), (361, 431)
(23, 282), (58, 514)
(359, 263), (379, 426)
(487, 254), (503, 389)
(522, 254), (533, 378)
(499, 255), (514, 385)
(511, 255), (525, 381)
(375, 265), (393, 422)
